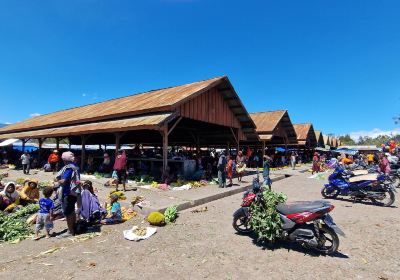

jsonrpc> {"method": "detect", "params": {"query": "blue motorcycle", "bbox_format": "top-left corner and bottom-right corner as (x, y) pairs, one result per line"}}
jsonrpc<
(321, 166), (396, 207)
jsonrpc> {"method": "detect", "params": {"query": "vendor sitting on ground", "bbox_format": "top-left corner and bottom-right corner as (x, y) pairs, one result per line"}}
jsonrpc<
(19, 179), (40, 205)
(0, 182), (20, 212)
(80, 181), (106, 223)
(101, 194), (123, 225)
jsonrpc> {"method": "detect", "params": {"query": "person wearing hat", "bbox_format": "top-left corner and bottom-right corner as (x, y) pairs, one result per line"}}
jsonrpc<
(48, 150), (60, 173)
(113, 149), (128, 191)
(20, 178), (40, 205)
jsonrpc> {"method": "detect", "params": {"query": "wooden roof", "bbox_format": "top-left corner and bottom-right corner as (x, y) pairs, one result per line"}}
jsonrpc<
(323, 135), (330, 145)
(250, 110), (286, 133)
(249, 110), (297, 144)
(0, 77), (224, 134)
(314, 130), (325, 147)
(0, 76), (258, 143)
(293, 123), (317, 147)
(0, 113), (173, 140)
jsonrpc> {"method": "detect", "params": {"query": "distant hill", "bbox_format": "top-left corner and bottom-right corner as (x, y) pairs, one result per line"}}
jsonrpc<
(0, 123), (8, 128)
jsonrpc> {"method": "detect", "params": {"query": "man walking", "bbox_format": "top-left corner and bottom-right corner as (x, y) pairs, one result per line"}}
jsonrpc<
(20, 151), (31, 175)
(217, 152), (227, 188)
(290, 152), (297, 170)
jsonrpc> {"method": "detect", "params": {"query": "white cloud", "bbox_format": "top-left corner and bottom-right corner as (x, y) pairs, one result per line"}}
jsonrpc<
(29, 113), (41, 118)
(5, 122), (11, 124)
(347, 128), (400, 141)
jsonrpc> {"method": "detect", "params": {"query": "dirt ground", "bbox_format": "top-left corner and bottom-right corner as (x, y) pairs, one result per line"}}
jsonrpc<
(0, 171), (399, 280)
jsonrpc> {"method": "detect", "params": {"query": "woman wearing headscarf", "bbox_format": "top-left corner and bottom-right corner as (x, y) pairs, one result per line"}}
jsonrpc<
(312, 152), (320, 175)
(79, 181), (106, 223)
(19, 179), (40, 205)
(54, 151), (80, 237)
(0, 182), (20, 212)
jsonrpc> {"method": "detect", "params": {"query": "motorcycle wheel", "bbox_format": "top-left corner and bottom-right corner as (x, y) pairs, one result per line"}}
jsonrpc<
(232, 212), (252, 234)
(312, 225), (339, 255)
(370, 189), (395, 207)
(321, 186), (340, 199)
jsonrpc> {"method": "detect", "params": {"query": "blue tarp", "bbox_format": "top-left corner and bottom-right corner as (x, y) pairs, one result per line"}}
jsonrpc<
(334, 148), (358, 156)
(12, 145), (38, 152)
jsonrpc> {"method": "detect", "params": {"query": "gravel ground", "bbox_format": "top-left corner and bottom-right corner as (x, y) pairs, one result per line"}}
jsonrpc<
(0, 171), (399, 280)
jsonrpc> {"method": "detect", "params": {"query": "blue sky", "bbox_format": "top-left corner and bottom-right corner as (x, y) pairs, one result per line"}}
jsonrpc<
(0, 0), (399, 138)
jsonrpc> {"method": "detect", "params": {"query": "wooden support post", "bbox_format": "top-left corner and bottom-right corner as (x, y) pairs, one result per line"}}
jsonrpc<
(237, 129), (240, 153)
(56, 138), (60, 151)
(162, 126), (168, 172)
(81, 136), (87, 172)
(115, 133), (123, 156)
(262, 141), (266, 157)
(21, 139), (26, 152)
(38, 138), (43, 165)
(196, 135), (200, 154)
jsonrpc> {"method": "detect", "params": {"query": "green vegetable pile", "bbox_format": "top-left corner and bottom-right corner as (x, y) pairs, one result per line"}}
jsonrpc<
(15, 178), (26, 185)
(38, 181), (53, 190)
(164, 205), (178, 224)
(0, 204), (39, 242)
(249, 189), (287, 243)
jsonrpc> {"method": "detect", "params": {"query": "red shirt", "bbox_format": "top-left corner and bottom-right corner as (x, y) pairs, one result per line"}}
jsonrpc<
(113, 153), (127, 171)
(48, 153), (59, 163)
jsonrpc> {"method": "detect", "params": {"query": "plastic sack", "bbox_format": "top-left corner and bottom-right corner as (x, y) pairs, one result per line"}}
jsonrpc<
(123, 226), (157, 241)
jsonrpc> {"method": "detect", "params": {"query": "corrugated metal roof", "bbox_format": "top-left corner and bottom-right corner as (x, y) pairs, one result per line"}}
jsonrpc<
(0, 77), (224, 134)
(293, 124), (312, 141)
(250, 110), (287, 133)
(0, 113), (172, 140)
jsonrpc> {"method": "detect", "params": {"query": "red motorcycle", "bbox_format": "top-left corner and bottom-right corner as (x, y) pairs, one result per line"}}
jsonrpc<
(233, 178), (345, 255)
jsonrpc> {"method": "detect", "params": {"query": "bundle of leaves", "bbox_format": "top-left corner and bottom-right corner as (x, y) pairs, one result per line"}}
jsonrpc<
(0, 204), (39, 242)
(164, 205), (178, 224)
(15, 178), (26, 186)
(38, 181), (53, 190)
(140, 175), (154, 184)
(249, 189), (287, 243)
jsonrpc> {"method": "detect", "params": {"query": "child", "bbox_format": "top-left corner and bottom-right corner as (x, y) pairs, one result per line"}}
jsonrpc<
(101, 194), (123, 225)
(226, 156), (234, 187)
(34, 187), (54, 240)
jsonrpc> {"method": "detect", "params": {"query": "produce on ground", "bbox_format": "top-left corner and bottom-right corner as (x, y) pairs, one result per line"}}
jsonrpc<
(109, 190), (127, 200)
(249, 189), (287, 243)
(0, 204), (39, 242)
(134, 227), (147, 236)
(164, 205), (178, 224)
(191, 206), (208, 213)
(38, 181), (53, 190)
(15, 178), (27, 186)
(147, 212), (165, 226)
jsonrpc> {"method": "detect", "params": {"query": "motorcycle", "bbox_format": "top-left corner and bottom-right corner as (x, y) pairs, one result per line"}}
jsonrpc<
(388, 169), (400, 188)
(233, 179), (344, 255)
(321, 166), (396, 207)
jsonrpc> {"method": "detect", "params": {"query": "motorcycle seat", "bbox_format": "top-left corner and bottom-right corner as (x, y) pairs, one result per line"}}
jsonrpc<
(277, 200), (330, 215)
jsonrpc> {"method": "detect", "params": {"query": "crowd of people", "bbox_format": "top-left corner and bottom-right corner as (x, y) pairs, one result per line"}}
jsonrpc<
(0, 151), (126, 239)
(311, 150), (398, 175)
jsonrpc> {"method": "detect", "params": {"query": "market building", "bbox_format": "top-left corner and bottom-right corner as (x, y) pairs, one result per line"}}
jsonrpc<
(314, 130), (325, 148)
(0, 76), (258, 175)
(246, 110), (298, 155)
(292, 123), (317, 149)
